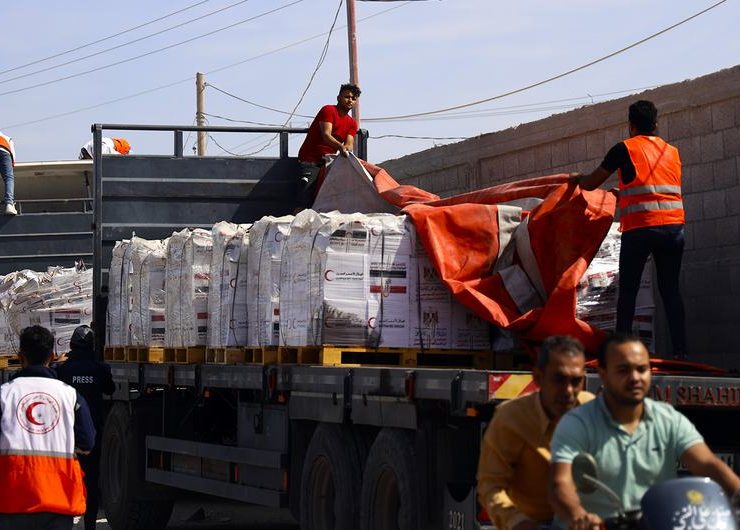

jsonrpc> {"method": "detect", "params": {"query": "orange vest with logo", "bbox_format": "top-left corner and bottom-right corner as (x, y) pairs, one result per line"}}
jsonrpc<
(0, 377), (86, 515)
(618, 135), (683, 232)
(0, 134), (14, 164)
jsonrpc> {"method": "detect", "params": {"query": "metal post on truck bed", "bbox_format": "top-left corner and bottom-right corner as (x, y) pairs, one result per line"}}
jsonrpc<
(92, 124), (104, 356)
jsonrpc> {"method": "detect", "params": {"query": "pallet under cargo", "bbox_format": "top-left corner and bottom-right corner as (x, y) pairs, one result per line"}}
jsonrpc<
(106, 345), (503, 369)
(0, 356), (21, 369)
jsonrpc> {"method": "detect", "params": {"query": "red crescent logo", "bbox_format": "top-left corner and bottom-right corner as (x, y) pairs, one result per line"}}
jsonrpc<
(368, 317), (376, 329)
(25, 402), (45, 426)
(16, 392), (61, 435)
(324, 269), (335, 281)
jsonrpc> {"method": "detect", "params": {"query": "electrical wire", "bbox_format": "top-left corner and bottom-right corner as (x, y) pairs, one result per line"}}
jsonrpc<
(0, 1), (210, 77)
(206, 84), (313, 119)
(242, 0), (344, 156)
(0, 1), (408, 130)
(0, 0), (252, 85)
(203, 112), (282, 127)
(208, 134), (242, 155)
(373, 134), (468, 140)
(363, 0), (729, 122)
(0, 1), (303, 98)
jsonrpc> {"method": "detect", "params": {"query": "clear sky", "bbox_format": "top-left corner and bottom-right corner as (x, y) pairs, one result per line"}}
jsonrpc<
(1, 0), (738, 164)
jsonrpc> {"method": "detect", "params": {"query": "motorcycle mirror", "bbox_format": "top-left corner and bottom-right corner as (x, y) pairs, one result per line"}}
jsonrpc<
(572, 453), (599, 494)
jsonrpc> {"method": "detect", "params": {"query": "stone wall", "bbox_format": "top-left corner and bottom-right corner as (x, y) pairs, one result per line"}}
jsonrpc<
(380, 65), (740, 366)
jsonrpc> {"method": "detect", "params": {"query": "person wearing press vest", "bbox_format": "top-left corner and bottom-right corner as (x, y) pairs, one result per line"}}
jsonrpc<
(0, 325), (95, 530)
(56, 325), (115, 530)
(572, 100), (687, 358)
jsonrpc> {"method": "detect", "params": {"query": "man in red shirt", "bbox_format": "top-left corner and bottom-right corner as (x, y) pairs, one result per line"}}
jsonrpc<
(298, 83), (361, 165)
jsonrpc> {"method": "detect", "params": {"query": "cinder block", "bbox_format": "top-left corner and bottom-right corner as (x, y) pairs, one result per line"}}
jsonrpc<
(665, 110), (692, 140)
(480, 156), (504, 183)
(711, 100), (736, 130)
(603, 127), (624, 150)
(684, 222), (694, 250)
(690, 162), (714, 193)
(692, 219), (720, 249)
(724, 128), (740, 157)
(683, 193), (703, 221)
(502, 153), (519, 179)
(701, 190), (726, 219)
(517, 150), (535, 174)
(533, 144), (552, 171)
(681, 164), (695, 194)
(713, 158), (738, 189)
(551, 141), (569, 167)
(700, 132), (724, 162)
(690, 106), (714, 136)
(720, 216), (739, 248)
(586, 133), (605, 159)
(726, 186), (740, 215)
(674, 136), (701, 165)
(568, 136), (587, 162)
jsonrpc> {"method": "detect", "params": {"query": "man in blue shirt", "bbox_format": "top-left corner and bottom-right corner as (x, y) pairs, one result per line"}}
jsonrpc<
(549, 333), (740, 529)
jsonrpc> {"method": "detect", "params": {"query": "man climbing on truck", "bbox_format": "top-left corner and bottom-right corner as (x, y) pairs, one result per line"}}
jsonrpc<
(572, 100), (687, 358)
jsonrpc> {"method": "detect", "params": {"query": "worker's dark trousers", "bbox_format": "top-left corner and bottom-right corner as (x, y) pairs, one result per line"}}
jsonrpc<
(79, 439), (102, 530)
(0, 513), (73, 530)
(616, 224), (686, 356)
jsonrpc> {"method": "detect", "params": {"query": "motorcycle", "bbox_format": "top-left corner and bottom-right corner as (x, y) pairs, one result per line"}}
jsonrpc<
(571, 453), (739, 530)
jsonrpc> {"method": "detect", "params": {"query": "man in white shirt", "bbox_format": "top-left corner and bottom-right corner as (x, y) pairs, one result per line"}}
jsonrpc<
(79, 137), (131, 159)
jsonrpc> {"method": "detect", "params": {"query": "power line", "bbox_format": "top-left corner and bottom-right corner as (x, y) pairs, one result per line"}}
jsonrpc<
(373, 134), (468, 140)
(208, 134), (242, 156)
(363, 0), (729, 122)
(206, 84), (313, 119)
(0, 1), (303, 98)
(0, 2), (407, 130)
(0, 1), (210, 77)
(0, 0), (251, 85)
(243, 0), (345, 156)
(203, 112), (282, 127)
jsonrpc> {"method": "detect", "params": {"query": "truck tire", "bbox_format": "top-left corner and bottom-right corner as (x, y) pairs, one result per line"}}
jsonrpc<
(101, 403), (174, 530)
(300, 423), (365, 530)
(360, 428), (423, 530)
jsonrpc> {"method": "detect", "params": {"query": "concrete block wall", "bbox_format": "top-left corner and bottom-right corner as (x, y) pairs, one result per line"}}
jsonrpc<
(380, 65), (740, 366)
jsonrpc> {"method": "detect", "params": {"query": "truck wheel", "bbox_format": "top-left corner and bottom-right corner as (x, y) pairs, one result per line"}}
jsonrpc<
(300, 423), (365, 530)
(101, 403), (174, 530)
(360, 428), (422, 530)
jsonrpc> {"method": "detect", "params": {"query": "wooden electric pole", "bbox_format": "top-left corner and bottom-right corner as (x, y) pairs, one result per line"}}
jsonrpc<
(346, 0), (360, 126)
(196, 72), (207, 156)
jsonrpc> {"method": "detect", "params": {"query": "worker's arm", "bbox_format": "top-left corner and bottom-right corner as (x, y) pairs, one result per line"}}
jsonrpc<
(682, 443), (740, 497)
(319, 122), (348, 155)
(549, 462), (602, 529)
(343, 134), (355, 155)
(74, 393), (96, 454)
(477, 410), (539, 530)
(572, 166), (613, 191)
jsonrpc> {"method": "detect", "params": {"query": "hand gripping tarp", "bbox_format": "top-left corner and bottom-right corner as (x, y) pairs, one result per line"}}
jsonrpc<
(314, 155), (617, 352)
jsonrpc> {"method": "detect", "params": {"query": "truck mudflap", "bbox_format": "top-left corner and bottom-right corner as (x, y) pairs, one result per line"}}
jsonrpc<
(444, 483), (495, 530)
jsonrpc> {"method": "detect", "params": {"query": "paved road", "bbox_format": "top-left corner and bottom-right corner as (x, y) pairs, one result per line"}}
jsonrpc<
(77, 500), (299, 530)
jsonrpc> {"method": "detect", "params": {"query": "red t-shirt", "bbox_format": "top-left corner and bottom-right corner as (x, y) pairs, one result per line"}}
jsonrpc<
(298, 105), (358, 164)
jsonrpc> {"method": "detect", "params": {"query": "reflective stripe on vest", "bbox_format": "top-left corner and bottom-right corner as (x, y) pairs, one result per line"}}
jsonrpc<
(618, 136), (683, 231)
(0, 377), (86, 515)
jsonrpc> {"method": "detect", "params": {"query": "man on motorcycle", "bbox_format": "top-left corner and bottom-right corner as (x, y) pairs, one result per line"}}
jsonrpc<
(548, 333), (740, 530)
(478, 336), (594, 530)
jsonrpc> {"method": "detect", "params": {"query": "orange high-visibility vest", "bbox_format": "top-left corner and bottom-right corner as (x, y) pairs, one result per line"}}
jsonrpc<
(618, 135), (683, 232)
(0, 377), (86, 515)
(0, 133), (15, 165)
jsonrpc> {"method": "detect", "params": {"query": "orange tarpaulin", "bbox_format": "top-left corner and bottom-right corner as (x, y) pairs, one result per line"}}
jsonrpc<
(364, 160), (618, 353)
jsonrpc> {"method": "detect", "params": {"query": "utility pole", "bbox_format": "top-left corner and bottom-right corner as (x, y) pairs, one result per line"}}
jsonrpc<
(196, 72), (207, 156)
(346, 0), (360, 126)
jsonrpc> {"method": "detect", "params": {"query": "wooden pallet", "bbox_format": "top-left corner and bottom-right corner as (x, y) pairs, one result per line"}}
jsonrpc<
(163, 347), (206, 364)
(104, 346), (126, 362)
(206, 347), (251, 364)
(125, 346), (165, 363)
(277, 346), (321, 365)
(0, 356), (20, 369)
(318, 346), (492, 369)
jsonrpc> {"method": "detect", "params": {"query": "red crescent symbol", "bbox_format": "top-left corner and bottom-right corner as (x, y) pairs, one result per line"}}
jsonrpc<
(368, 317), (376, 329)
(25, 402), (45, 426)
(324, 269), (335, 281)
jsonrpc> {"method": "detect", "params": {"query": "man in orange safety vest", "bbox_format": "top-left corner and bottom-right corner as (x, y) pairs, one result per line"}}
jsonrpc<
(573, 100), (686, 358)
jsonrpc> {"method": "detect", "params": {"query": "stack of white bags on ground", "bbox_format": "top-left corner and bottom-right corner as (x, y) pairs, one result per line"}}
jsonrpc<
(0, 266), (93, 358)
(576, 223), (656, 348)
(106, 211), (492, 352)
